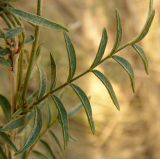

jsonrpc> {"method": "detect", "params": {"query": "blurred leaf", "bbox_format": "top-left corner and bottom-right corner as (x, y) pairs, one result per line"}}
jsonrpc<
(92, 70), (120, 110)
(0, 146), (7, 159)
(68, 103), (83, 118)
(4, 27), (23, 39)
(132, 44), (148, 74)
(64, 32), (77, 81)
(110, 10), (122, 55)
(0, 132), (17, 152)
(70, 84), (95, 134)
(40, 139), (57, 159)
(24, 35), (35, 44)
(0, 57), (11, 67)
(50, 52), (56, 90)
(47, 102), (52, 126)
(27, 91), (39, 105)
(51, 95), (69, 148)
(132, 10), (155, 43)
(0, 47), (10, 56)
(112, 55), (135, 92)
(49, 130), (64, 156)
(32, 150), (48, 159)
(0, 115), (25, 132)
(90, 28), (108, 68)
(0, 95), (11, 121)
(38, 66), (47, 99)
(7, 7), (68, 31)
(16, 107), (42, 155)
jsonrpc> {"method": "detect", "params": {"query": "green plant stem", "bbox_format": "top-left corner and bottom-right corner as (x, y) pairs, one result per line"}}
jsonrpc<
(28, 41), (131, 110)
(21, 0), (42, 103)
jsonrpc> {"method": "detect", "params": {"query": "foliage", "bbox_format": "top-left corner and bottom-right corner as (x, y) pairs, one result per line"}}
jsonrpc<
(0, 0), (155, 158)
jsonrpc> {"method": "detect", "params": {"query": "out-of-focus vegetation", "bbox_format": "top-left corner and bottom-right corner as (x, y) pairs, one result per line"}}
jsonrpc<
(0, 0), (160, 159)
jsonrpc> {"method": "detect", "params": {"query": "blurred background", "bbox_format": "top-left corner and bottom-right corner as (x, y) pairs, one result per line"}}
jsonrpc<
(3, 0), (160, 158)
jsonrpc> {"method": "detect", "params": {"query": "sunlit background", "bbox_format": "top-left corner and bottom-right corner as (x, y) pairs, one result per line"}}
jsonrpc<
(1, 0), (160, 158)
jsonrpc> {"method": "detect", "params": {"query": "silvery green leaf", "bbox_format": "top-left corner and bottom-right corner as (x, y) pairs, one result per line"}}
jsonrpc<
(0, 95), (11, 121)
(38, 66), (47, 99)
(7, 7), (68, 32)
(51, 95), (69, 148)
(92, 70), (120, 110)
(70, 84), (95, 134)
(112, 55), (135, 93)
(64, 32), (77, 81)
(15, 107), (42, 155)
(132, 44), (148, 74)
(110, 10), (122, 55)
(90, 28), (108, 68)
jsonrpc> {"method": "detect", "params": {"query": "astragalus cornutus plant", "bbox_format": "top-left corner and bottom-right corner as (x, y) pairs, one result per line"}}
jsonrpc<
(0, 0), (155, 158)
